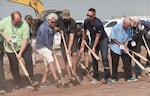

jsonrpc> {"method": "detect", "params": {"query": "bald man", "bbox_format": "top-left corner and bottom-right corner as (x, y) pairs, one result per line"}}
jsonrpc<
(0, 11), (33, 90)
(110, 17), (138, 82)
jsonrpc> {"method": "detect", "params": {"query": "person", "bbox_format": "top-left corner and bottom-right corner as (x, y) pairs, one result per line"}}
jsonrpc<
(129, 17), (143, 79)
(77, 28), (90, 71)
(130, 17), (150, 78)
(0, 11), (33, 89)
(55, 9), (80, 84)
(81, 8), (112, 84)
(24, 15), (34, 38)
(36, 13), (61, 87)
(110, 16), (138, 82)
(0, 35), (6, 92)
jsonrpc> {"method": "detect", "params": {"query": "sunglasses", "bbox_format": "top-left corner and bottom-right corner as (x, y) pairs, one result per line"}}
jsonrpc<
(87, 14), (93, 17)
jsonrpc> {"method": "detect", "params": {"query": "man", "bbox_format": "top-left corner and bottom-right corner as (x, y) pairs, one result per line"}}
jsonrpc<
(36, 13), (60, 87)
(0, 11), (33, 89)
(110, 17), (137, 82)
(0, 36), (5, 92)
(81, 8), (111, 84)
(131, 17), (150, 74)
(55, 9), (79, 84)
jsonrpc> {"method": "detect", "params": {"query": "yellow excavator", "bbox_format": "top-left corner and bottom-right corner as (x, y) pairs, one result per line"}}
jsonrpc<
(8, 0), (62, 21)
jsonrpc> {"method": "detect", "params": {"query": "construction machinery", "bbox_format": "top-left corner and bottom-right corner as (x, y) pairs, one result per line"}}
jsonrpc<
(8, 0), (62, 21)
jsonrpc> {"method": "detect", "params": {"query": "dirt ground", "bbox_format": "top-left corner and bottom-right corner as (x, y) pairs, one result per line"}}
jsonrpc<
(2, 46), (150, 96)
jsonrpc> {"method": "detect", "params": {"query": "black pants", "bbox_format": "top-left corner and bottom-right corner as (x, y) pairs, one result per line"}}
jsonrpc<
(6, 44), (33, 85)
(111, 50), (132, 80)
(0, 50), (5, 89)
(128, 39), (143, 76)
(146, 39), (150, 67)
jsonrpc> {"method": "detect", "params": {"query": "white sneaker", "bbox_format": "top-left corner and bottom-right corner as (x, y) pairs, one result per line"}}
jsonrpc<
(90, 79), (99, 84)
(146, 67), (150, 72)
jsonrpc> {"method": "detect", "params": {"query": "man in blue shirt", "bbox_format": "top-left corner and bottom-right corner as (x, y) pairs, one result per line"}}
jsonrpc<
(36, 13), (60, 87)
(81, 8), (111, 84)
(110, 17), (137, 82)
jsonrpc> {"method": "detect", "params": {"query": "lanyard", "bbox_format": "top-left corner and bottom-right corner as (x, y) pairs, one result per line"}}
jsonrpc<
(11, 24), (18, 35)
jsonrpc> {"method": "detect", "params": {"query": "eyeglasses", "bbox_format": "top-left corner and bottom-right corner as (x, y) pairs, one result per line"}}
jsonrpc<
(51, 21), (56, 24)
(87, 14), (93, 17)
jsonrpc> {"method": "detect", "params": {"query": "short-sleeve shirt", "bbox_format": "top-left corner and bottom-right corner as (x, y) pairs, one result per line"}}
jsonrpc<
(55, 17), (77, 45)
(110, 23), (131, 55)
(36, 21), (54, 50)
(84, 17), (107, 41)
(0, 16), (29, 53)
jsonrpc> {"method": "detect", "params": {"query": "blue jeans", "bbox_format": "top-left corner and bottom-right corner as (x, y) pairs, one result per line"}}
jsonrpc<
(91, 37), (111, 80)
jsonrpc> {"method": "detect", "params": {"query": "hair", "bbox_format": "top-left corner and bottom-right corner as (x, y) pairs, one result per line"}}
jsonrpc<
(25, 15), (33, 21)
(88, 8), (96, 13)
(123, 16), (132, 24)
(11, 11), (22, 20)
(46, 13), (58, 21)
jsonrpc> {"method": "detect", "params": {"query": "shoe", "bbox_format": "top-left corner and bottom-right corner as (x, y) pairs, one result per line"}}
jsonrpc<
(40, 82), (49, 87)
(137, 75), (142, 79)
(111, 79), (117, 83)
(146, 67), (150, 72)
(106, 78), (112, 84)
(127, 77), (138, 82)
(0, 89), (6, 95)
(90, 79), (99, 84)
(55, 80), (62, 88)
(13, 85), (22, 90)
(136, 75), (142, 79)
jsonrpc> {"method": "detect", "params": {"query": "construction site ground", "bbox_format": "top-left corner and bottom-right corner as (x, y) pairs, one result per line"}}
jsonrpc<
(2, 46), (150, 96)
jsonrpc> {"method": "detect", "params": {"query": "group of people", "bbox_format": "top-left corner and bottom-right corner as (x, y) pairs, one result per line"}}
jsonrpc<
(0, 7), (150, 92)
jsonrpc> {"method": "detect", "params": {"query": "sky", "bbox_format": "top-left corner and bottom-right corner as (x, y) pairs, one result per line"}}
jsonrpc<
(0, 0), (150, 21)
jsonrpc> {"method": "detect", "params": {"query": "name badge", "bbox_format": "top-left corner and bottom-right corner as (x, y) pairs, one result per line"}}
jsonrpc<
(131, 40), (136, 47)
(11, 35), (17, 43)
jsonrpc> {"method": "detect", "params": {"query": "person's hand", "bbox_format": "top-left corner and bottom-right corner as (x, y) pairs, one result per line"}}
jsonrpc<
(60, 30), (64, 35)
(119, 44), (125, 50)
(17, 52), (22, 60)
(66, 49), (71, 55)
(91, 48), (95, 53)
(52, 50), (56, 56)
(123, 47), (129, 54)
(80, 47), (84, 53)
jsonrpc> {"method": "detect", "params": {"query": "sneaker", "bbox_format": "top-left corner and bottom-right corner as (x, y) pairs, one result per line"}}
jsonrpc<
(106, 78), (112, 84)
(127, 77), (138, 82)
(137, 75), (142, 79)
(146, 67), (150, 72)
(40, 82), (49, 87)
(90, 79), (99, 84)
(55, 80), (62, 88)
(111, 79), (117, 83)
(14, 85), (22, 90)
(0, 90), (6, 95)
(136, 75), (142, 79)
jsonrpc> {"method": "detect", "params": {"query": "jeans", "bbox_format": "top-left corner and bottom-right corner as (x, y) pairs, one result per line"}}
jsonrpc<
(0, 51), (5, 89)
(91, 37), (111, 80)
(6, 44), (33, 85)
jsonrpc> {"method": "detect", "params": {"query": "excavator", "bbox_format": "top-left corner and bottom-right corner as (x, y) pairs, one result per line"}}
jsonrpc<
(8, 0), (62, 48)
(8, 0), (62, 21)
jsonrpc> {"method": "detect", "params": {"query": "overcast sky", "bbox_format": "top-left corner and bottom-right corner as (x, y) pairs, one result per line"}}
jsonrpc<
(0, 0), (150, 21)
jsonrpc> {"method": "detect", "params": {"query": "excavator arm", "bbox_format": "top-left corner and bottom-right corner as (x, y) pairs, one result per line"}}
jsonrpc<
(8, 0), (45, 15)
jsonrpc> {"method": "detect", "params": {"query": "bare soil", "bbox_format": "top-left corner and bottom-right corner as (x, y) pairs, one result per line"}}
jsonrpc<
(3, 47), (150, 96)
